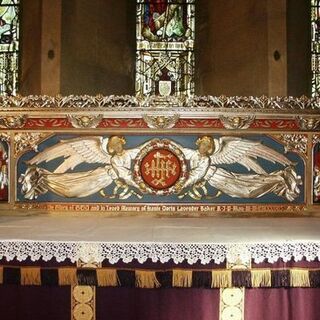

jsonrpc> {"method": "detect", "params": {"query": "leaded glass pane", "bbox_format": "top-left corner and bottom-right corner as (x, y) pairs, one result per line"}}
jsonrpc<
(0, 0), (19, 95)
(136, 0), (195, 98)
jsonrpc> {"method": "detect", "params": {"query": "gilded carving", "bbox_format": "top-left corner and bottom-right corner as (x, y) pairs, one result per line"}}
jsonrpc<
(278, 134), (308, 157)
(188, 95), (315, 110)
(14, 133), (48, 157)
(0, 115), (27, 128)
(143, 114), (180, 129)
(313, 134), (320, 146)
(19, 135), (302, 202)
(67, 115), (103, 128)
(219, 115), (255, 129)
(140, 95), (185, 108)
(0, 132), (10, 142)
(0, 95), (318, 111)
(296, 116), (320, 130)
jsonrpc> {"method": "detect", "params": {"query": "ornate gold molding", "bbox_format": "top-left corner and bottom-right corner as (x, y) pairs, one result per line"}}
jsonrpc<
(278, 134), (308, 157)
(296, 116), (320, 130)
(67, 115), (103, 128)
(140, 95), (185, 108)
(0, 115), (27, 128)
(14, 133), (48, 157)
(313, 134), (320, 146)
(0, 132), (10, 142)
(0, 95), (318, 112)
(189, 95), (316, 111)
(219, 115), (255, 129)
(143, 114), (180, 129)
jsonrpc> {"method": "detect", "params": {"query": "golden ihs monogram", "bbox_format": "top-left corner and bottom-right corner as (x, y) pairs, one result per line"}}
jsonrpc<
(144, 152), (177, 187)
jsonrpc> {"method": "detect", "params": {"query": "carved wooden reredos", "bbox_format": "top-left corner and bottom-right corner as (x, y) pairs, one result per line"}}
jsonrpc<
(0, 95), (318, 216)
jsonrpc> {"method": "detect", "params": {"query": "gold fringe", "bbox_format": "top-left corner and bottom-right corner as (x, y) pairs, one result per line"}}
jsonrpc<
(58, 268), (78, 286)
(251, 269), (271, 287)
(0, 266), (3, 284)
(97, 269), (119, 287)
(290, 269), (310, 287)
(21, 267), (41, 286)
(135, 270), (161, 289)
(173, 270), (193, 288)
(211, 270), (232, 288)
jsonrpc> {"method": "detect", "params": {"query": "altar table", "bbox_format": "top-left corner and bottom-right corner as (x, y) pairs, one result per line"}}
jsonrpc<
(0, 215), (319, 320)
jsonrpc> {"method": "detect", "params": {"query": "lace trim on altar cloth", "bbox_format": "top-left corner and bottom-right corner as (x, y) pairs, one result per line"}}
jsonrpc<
(0, 240), (319, 265)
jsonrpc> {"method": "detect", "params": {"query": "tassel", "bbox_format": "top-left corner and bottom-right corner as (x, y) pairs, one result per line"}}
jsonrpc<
(251, 269), (271, 287)
(97, 269), (119, 287)
(172, 270), (192, 288)
(290, 269), (310, 287)
(21, 267), (41, 286)
(211, 270), (232, 288)
(58, 268), (78, 286)
(135, 270), (161, 289)
(0, 266), (3, 284)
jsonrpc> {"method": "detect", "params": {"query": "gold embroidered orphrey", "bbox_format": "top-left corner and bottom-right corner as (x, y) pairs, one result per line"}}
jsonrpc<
(18, 135), (302, 202)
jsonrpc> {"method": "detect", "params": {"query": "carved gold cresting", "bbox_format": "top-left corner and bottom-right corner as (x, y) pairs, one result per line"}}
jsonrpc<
(14, 133), (48, 157)
(219, 115), (255, 130)
(68, 115), (103, 128)
(0, 94), (318, 111)
(0, 115), (27, 128)
(278, 134), (308, 157)
(143, 114), (179, 129)
(140, 95), (185, 108)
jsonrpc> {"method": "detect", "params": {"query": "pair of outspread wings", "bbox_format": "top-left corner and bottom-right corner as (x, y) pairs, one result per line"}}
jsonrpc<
(27, 137), (112, 173)
(210, 137), (292, 174)
(27, 136), (292, 175)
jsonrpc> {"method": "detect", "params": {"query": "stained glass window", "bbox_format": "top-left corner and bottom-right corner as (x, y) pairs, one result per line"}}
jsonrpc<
(136, 0), (195, 98)
(312, 0), (320, 96)
(0, 0), (19, 96)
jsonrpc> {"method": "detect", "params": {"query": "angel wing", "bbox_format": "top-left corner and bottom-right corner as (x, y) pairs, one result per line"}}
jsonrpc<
(210, 137), (292, 175)
(27, 136), (111, 173)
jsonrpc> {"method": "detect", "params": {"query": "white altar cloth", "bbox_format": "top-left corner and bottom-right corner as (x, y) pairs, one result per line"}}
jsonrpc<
(0, 215), (319, 264)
